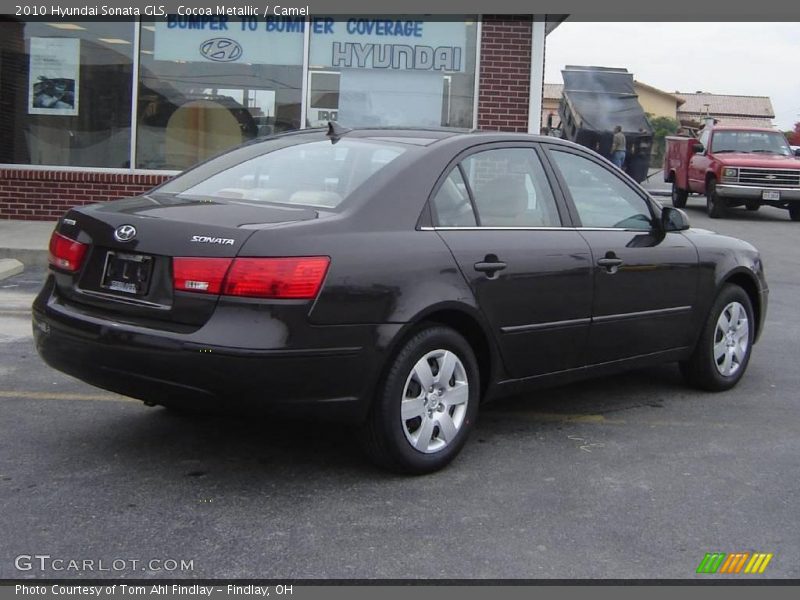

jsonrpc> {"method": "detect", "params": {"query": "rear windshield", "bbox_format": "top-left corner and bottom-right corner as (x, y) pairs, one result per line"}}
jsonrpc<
(161, 138), (405, 209)
(711, 131), (792, 156)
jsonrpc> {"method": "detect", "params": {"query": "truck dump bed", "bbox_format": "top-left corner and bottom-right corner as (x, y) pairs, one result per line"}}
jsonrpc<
(558, 66), (653, 182)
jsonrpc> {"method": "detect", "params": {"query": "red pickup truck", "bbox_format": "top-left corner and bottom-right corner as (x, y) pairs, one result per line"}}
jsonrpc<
(664, 125), (800, 220)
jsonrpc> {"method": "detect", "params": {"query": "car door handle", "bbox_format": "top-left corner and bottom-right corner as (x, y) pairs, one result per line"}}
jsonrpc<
(597, 254), (623, 273)
(597, 258), (623, 267)
(474, 255), (507, 278)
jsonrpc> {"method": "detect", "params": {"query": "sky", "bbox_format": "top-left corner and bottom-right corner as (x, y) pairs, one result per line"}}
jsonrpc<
(544, 22), (799, 130)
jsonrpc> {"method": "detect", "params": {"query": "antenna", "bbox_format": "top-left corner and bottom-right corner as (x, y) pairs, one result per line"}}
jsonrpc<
(326, 121), (351, 144)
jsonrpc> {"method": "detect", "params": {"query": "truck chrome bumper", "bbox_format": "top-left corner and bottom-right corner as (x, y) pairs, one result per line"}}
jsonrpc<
(716, 184), (800, 201)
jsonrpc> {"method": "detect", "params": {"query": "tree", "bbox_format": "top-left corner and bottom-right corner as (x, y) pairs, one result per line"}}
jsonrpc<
(786, 122), (800, 146)
(647, 114), (680, 165)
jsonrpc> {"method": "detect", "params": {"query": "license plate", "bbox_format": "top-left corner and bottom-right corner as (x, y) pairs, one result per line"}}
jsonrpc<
(101, 251), (153, 296)
(762, 190), (780, 201)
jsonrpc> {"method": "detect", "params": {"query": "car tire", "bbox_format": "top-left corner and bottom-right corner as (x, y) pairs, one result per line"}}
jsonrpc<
(671, 180), (688, 208)
(745, 201), (760, 212)
(680, 284), (754, 392)
(789, 204), (800, 221)
(706, 178), (726, 219)
(359, 325), (480, 474)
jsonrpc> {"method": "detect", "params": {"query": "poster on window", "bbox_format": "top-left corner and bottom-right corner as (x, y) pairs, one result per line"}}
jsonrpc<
(28, 37), (80, 116)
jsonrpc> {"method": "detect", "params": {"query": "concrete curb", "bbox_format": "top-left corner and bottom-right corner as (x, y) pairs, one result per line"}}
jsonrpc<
(0, 248), (49, 269)
(0, 258), (24, 281)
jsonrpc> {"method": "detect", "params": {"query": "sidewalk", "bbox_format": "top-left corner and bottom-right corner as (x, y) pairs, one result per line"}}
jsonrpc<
(0, 219), (56, 270)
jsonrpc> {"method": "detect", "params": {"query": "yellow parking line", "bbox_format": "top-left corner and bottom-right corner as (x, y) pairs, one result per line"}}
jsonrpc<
(0, 390), (135, 403)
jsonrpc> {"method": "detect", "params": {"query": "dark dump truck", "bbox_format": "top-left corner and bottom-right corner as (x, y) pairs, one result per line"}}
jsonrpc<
(557, 65), (653, 183)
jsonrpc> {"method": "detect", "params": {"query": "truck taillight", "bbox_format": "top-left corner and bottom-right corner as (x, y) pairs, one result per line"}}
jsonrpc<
(48, 232), (88, 272)
(172, 257), (330, 299)
(173, 258), (233, 294)
(223, 257), (330, 299)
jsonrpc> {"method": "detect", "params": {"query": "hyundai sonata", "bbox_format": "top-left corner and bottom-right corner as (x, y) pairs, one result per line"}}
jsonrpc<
(33, 126), (768, 473)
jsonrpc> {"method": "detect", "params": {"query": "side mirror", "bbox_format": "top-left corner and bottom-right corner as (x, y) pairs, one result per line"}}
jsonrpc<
(794, 148), (800, 157)
(662, 206), (690, 232)
(692, 143), (705, 154)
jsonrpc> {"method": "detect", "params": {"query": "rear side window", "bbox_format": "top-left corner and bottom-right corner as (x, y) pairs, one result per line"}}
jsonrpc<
(431, 168), (477, 227)
(164, 139), (405, 209)
(549, 150), (653, 230)
(461, 148), (561, 227)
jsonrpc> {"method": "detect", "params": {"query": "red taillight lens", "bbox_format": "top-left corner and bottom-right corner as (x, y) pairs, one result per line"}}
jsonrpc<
(173, 256), (330, 299)
(48, 232), (88, 272)
(173, 257), (233, 294)
(223, 257), (330, 299)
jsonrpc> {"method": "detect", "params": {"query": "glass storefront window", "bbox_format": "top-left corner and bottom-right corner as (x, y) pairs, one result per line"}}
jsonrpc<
(307, 17), (477, 129)
(0, 19), (133, 167)
(136, 15), (304, 170)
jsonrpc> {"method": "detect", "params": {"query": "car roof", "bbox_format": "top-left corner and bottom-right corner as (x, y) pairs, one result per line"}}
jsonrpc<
(295, 126), (578, 149)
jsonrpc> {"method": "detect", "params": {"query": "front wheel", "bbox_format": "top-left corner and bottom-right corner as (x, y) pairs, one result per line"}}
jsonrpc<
(359, 326), (480, 474)
(680, 284), (754, 391)
(671, 180), (688, 208)
(706, 178), (727, 219)
(745, 201), (760, 212)
(789, 204), (800, 221)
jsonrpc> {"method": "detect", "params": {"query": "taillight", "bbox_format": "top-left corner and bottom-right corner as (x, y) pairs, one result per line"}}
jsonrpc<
(172, 256), (330, 299)
(223, 257), (330, 299)
(48, 232), (88, 272)
(173, 258), (232, 294)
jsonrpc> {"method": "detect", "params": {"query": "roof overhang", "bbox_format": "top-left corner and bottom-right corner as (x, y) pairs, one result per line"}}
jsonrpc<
(545, 15), (568, 35)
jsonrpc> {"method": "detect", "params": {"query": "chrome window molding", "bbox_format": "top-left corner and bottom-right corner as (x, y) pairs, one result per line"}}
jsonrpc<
(420, 226), (658, 233)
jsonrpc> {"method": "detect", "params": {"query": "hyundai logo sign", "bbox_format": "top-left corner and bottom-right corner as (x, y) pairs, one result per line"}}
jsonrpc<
(199, 38), (243, 62)
(114, 224), (137, 242)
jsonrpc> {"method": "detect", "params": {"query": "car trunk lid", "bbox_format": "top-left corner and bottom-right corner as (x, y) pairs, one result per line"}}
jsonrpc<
(50, 195), (318, 328)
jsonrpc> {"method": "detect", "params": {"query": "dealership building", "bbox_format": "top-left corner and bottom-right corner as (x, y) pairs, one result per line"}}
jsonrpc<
(0, 15), (559, 220)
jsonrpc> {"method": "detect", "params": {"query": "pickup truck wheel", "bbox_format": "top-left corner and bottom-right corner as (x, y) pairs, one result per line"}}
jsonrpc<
(706, 178), (726, 219)
(358, 325), (480, 474)
(745, 201), (760, 212)
(679, 284), (754, 392)
(671, 181), (688, 208)
(789, 205), (800, 221)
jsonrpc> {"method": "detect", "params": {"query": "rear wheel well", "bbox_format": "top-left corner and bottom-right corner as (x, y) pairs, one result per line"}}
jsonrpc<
(723, 273), (761, 337)
(406, 310), (493, 401)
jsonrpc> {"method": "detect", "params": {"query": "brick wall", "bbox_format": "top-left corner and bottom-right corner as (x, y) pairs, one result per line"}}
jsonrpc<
(0, 169), (170, 221)
(477, 15), (533, 132)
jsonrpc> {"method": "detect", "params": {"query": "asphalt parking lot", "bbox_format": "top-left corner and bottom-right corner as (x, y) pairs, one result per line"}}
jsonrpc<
(1, 199), (798, 580)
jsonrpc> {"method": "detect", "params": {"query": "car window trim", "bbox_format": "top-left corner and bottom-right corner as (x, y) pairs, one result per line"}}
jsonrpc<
(540, 143), (659, 230)
(457, 162), (482, 227)
(421, 226), (658, 233)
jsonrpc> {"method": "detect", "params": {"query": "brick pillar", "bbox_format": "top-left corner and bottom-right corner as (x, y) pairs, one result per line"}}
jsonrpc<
(477, 15), (533, 132)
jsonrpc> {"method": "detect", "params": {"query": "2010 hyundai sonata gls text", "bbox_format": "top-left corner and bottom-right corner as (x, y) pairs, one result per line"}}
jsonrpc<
(33, 128), (768, 474)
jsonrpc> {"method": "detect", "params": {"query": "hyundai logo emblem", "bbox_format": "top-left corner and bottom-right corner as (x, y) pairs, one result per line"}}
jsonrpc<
(114, 224), (137, 242)
(199, 38), (243, 62)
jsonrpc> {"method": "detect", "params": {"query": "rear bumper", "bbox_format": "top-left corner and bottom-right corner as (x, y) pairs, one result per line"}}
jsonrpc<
(32, 279), (399, 422)
(716, 184), (800, 201)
